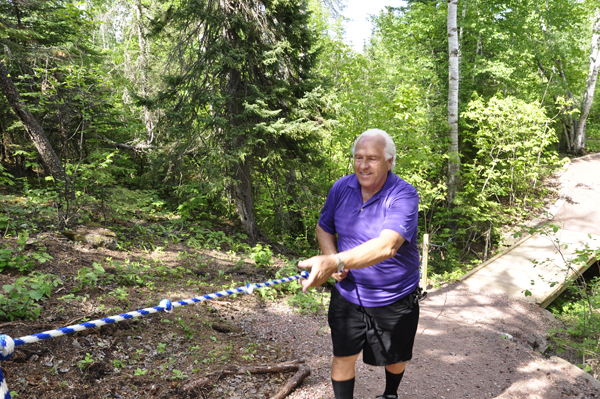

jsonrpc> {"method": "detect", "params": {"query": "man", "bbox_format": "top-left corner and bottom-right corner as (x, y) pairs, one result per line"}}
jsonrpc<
(298, 129), (420, 399)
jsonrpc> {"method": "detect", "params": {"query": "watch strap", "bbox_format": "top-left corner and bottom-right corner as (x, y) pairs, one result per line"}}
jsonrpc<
(331, 253), (345, 272)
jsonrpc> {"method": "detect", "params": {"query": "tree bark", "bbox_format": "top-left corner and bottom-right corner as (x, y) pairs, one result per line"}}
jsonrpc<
(0, 60), (69, 185)
(221, 6), (260, 244)
(447, 0), (460, 206)
(234, 157), (259, 244)
(573, 9), (600, 154)
(135, 0), (155, 145)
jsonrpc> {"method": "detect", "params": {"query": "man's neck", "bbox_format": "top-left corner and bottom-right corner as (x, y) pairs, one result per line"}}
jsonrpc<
(360, 180), (387, 203)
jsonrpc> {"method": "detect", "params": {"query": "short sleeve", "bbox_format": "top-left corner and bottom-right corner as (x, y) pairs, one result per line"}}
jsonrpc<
(381, 185), (419, 243)
(318, 182), (339, 235)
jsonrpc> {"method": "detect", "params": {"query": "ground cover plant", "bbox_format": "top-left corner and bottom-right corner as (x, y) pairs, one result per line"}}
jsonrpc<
(0, 188), (329, 398)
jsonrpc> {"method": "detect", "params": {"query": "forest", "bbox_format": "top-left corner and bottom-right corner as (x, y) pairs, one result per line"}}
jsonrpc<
(1, 0), (600, 397)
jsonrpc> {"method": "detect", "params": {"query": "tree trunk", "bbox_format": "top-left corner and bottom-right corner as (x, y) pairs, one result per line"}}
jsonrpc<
(447, 0), (460, 206)
(221, 3), (260, 244)
(234, 158), (259, 244)
(135, 0), (155, 145)
(573, 9), (600, 154)
(0, 60), (69, 185)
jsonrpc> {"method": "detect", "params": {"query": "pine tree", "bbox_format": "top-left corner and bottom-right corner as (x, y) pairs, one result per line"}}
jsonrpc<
(158, 0), (324, 242)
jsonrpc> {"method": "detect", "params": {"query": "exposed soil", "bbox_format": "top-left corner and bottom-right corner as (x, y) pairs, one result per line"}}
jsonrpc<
(0, 234), (316, 398)
(2, 154), (600, 399)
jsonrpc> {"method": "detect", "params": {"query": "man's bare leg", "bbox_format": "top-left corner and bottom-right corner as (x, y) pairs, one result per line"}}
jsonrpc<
(331, 354), (360, 399)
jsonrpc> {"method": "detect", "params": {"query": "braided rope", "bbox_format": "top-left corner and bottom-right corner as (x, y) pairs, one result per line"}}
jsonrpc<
(0, 271), (308, 399)
(1, 367), (8, 399)
(0, 335), (13, 399)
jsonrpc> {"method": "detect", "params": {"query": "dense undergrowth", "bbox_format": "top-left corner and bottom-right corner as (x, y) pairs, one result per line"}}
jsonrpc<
(0, 181), (331, 324)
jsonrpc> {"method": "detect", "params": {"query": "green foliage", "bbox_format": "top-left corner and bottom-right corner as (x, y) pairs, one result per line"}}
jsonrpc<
(105, 187), (166, 216)
(0, 233), (53, 273)
(450, 93), (567, 248)
(78, 353), (94, 371)
(275, 261), (304, 294)
(110, 258), (151, 287)
(462, 93), (561, 207)
(287, 290), (330, 314)
(0, 272), (62, 321)
(175, 184), (209, 221)
(274, 260), (330, 313)
(249, 244), (273, 268)
(74, 262), (107, 289)
(0, 164), (15, 188)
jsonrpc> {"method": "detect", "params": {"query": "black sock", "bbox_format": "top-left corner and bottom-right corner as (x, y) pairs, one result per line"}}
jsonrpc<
(332, 377), (355, 399)
(383, 369), (404, 396)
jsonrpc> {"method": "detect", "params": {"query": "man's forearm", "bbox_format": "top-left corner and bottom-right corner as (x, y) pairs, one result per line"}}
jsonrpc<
(337, 229), (405, 270)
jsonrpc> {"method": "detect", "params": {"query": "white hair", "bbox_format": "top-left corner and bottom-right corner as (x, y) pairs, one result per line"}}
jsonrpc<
(351, 129), (397, 169)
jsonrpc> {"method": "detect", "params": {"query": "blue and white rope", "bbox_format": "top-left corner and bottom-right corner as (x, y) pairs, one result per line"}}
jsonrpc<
(0, 335), (14, 399)
(0, 271), (308, 399)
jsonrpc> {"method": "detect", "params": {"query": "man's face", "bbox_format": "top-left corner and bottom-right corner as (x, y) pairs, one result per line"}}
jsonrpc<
(353, 135), (392, 193)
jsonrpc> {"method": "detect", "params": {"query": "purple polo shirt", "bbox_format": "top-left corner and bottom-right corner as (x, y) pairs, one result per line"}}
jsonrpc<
(318, 171), (420, 307)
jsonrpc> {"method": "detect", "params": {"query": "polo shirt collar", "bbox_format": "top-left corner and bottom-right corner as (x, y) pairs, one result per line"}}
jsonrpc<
(348, 171), (396, 202)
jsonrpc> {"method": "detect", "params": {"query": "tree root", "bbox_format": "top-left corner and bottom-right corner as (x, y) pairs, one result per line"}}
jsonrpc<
(181, 359), (311, 399)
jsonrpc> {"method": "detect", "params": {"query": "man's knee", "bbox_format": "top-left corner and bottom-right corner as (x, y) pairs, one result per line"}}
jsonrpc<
(332, 354), (360, 380)
(385, 361), (406, 374)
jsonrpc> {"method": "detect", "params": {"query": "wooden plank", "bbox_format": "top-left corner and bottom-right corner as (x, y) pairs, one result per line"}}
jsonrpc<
(420, 234), (429, 288)
(460, 229), (599, 307)
(458, 234), (535, 281)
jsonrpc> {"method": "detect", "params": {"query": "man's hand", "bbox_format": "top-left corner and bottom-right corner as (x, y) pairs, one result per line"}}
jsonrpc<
(331, 269), (348, 282)
(297, 254), (338, 293)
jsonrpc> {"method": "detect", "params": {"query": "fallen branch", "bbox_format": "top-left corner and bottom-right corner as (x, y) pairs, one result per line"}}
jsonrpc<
(0, 321), (29, 329)
(270, 363), (311, 399)
(182, 360), (310, 399)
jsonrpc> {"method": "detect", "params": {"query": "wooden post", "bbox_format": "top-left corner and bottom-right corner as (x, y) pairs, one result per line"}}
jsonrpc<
(420, 234), (429, 289)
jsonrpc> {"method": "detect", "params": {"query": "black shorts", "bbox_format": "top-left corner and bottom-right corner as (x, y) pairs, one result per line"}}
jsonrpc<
(328, 286), (419, 366)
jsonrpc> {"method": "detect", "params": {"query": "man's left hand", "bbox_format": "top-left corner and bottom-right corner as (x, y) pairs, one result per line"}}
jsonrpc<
(297, 255), (338, 293)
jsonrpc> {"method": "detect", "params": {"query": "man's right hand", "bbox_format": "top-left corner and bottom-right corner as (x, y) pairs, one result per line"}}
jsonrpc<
(297, 254), (338, 293)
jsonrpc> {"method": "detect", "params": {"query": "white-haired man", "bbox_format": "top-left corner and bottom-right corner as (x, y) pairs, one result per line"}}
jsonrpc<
(299, 129), (420, 399)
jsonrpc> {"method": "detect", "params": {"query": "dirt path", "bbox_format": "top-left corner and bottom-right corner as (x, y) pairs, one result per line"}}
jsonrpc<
(250, 154), (600, 399)
(251, 285), (599, 399)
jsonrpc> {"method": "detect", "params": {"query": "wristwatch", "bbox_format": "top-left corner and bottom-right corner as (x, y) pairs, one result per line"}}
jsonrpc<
(331, 253), (345, 272)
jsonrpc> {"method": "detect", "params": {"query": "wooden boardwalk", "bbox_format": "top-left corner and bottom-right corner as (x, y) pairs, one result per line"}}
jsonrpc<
(459, 229), (600, 308)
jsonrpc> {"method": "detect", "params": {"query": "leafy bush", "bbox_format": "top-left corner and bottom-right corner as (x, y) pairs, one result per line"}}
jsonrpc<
(75, 262), (110, 289)
(0, 164), (15, 188)
(249, 243), (273, 267)
(111, 259), (151, 287)
(461, 94), (564, 210)
(0, 272), (62, 321)
(0, 233), (53, 273)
